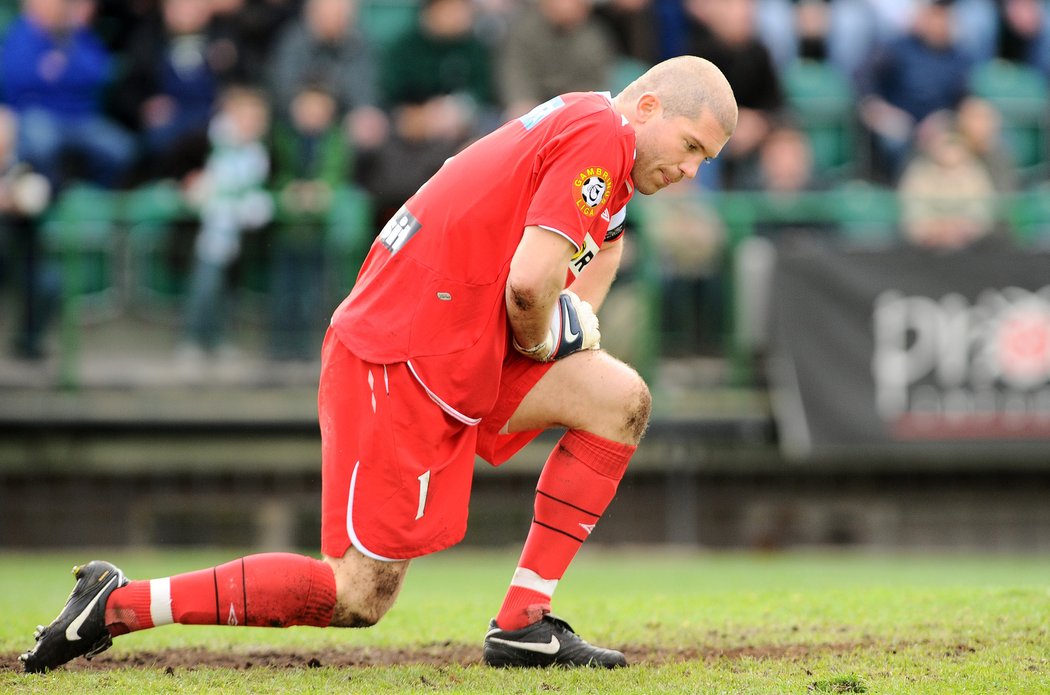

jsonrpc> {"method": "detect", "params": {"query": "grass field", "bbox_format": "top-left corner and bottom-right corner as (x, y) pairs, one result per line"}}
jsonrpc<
(1, 548), (1048, 693)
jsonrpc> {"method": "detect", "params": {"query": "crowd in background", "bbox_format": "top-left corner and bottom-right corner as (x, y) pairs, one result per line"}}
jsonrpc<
(0, 0), (1047, 364)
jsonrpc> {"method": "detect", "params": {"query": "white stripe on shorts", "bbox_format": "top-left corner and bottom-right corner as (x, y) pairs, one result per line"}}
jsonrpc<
(346, 460), (402, 562)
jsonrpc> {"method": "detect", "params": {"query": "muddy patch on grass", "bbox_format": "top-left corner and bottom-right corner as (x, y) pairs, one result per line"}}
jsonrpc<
(2, 641), (875, 672)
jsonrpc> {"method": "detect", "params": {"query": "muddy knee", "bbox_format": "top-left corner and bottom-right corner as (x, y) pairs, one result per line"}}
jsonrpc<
(324, 551), (409, 628)
(622, 378), (652, 443)
(330, 599), (386, 628)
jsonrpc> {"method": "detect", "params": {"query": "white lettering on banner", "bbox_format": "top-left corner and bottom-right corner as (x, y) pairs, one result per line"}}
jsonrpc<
(872, 286), (1050, 433)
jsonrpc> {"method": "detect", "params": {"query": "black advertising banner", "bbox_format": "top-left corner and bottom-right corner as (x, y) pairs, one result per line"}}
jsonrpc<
(767, 243), (1050, 460)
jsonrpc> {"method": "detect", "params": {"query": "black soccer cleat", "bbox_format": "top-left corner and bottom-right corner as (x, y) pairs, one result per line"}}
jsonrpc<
(19, 561), (128, 673)
(483, 614), (627, 668)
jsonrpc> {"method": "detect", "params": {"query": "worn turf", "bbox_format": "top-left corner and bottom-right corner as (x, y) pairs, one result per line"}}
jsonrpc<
(2, 549), (1048, 693)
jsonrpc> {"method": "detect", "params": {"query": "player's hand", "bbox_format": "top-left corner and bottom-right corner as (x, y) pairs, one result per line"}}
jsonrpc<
(514, 289), (601, 362)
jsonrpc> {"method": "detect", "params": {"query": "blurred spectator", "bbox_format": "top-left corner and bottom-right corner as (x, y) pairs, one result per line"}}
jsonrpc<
(756, 123), (820, 194)
(114, 0), (218, 181)
(0, 0), (137, 188)
(357, 95), (470, 230)
(269, 82), (350, 362)
(790, 0), (833, 62)
(735, 123), (832, 360)
(497, 0), (617, 119)
(682, 0), (786, 188)
(592, 0), (660, 65)
(0, 107), (56, 360)
(473, 0), (517, 46)
(380, 0), (497, 136)
(268, 0), (388, 150)
(897, 113), (998, 250)
(635, 185), (727, 355)
(858, 0), (972, 184)
(750, 122), (835, 236)
(995, 0), (1050, 76)
(89, 0), (158, 53)
(208, 0), (298, 86)
(956, 95), (1018, 192)
(180, 86), (273, 362)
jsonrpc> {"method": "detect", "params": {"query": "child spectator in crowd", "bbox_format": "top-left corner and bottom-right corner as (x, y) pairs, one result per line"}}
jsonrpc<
(0, 107), (55, 360)
(0, 0), (136, 189)
(179, 86), (273, 364)
(269, 81), (351, 362)
(898, 112), (998, 250)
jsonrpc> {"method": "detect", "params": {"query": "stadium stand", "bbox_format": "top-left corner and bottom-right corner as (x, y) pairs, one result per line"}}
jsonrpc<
(969, 58), (1050, 184)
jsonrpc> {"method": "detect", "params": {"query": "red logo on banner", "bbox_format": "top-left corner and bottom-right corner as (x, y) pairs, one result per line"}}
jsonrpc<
(995, 304), (1050, 388)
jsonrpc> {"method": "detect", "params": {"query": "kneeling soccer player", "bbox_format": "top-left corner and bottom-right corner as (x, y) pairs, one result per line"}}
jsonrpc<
(20, 55), (737, 672)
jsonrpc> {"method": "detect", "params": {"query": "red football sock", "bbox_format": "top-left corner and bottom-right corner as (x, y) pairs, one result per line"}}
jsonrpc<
(105, 553), (336, 636)
(496, 430), (633, 630)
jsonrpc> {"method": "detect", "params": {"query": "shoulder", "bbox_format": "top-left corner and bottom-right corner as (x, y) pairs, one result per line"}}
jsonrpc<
(558, 92), (624, 129)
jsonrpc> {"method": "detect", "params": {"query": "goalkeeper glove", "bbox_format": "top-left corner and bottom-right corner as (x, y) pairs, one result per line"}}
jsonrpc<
(513, 289), (601, 362)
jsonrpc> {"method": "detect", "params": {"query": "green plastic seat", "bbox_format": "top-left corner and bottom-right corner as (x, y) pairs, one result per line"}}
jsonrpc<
(325, 185), (374, 301)
(1006, 183), (1050, 245)
(781, 60), (858, 177)
(41, 183), (122, 320)
(123, 182), (193, 317)
(359, 0), (420, 49)
(827, 181), (899, 246)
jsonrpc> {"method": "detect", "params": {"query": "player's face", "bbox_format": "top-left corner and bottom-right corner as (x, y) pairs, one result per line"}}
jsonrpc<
(631, 107), (728, 195)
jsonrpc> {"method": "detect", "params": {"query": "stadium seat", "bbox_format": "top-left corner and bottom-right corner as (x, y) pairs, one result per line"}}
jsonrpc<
(359, 0), (419, 49)
(124, 182), (192, 319)
(41, 183), (122, 322)
(969, 59), (1050, 182)
(826, 181), (899, 246)
(324, 185), (374, 302)
(1005, 182), (1050, 245)
(611, 57), (650, 94)
(781, 59), (857, 178)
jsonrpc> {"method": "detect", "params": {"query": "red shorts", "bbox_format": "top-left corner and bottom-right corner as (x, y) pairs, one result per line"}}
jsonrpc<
(319, 329), (552, 561)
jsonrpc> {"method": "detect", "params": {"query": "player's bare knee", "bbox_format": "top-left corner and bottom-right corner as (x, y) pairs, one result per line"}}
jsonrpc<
(623, 378), (652, 444)
(330, 598), (387, 628)
(330, 578), (399, 628)
(324, 552), (408, 628)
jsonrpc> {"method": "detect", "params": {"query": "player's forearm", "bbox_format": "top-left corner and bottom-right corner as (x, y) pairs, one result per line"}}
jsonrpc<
(568, 240), (622, 312)
(505, 227), (575, 350)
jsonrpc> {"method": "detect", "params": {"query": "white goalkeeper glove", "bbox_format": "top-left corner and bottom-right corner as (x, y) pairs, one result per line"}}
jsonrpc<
(513, 289), (601, 362)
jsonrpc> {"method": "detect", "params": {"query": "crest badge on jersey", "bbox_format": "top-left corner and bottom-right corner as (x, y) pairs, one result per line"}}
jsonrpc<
(573, 166), (612, 217)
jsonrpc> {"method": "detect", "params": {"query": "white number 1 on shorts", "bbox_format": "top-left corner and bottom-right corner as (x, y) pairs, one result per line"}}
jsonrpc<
(415, 470), (431, 520)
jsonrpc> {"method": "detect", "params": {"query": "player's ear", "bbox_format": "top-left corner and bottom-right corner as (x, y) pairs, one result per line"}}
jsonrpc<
(635, 93), (662, 123)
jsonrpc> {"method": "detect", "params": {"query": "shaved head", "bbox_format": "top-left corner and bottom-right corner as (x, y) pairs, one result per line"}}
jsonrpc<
(614, 56), (738, 194)
(616, 56), (737, 137)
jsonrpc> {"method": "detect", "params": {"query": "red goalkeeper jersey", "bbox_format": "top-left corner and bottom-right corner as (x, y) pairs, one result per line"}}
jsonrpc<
(331, 92), (636, 421)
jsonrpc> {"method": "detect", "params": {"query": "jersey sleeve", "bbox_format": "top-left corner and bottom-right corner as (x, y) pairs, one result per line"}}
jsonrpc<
(524, 114), (628, 251)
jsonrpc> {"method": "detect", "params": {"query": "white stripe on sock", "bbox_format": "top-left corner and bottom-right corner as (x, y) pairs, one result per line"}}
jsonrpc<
(149, 578), (174, 626)
(509, 567), (558, 596)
